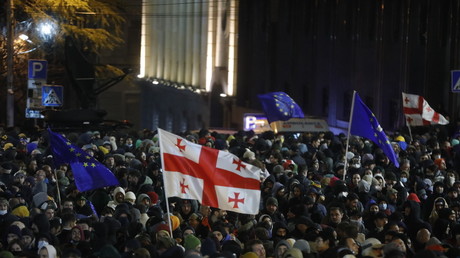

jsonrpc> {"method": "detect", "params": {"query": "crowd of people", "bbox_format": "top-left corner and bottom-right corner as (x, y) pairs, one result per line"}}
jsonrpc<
(0, 124), (460, 258)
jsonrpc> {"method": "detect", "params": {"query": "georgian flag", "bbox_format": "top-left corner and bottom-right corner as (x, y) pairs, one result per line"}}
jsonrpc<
(402, 92), (449, 126)
(158, 129), (261, 215)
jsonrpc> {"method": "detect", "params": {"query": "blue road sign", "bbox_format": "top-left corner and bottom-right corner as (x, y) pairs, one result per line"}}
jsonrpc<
(42, 85), (63, 107)
(452, 70), (460, 93)
(28, 60), (48, 79)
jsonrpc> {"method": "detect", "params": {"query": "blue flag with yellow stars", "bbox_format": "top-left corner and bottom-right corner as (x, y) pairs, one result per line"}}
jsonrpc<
(350, 92), (400, 167)
(257, 92), (305, 123)
(48, 129), (119, 192)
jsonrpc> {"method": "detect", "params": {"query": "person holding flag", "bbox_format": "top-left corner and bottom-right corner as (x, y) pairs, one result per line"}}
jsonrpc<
(48, 129), (120, 193)
(345, 91), (400, 179)
(158, 129), (262, 215)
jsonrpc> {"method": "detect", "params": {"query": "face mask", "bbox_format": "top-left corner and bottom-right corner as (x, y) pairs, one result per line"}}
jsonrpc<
(401, 178), (408, 183)
(339, 192), (348, 198)
(0, 210), (7, 215)
(350, 219), (362, 224)
(37, 240), (48, 250)
(379, 204), (387, 210)
(351, 163), (361, 169)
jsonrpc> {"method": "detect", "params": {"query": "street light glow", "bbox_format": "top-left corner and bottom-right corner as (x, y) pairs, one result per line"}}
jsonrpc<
(18, 34), (28, 40)
(37, 22), (56, 40)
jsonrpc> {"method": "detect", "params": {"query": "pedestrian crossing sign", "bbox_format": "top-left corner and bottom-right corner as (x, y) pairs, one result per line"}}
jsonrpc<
(42, 85), (63, 107)
(452, 70), (460, 93)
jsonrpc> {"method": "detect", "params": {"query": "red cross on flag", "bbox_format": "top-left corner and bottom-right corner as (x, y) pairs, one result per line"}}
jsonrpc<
(402, 92), (449, 126)
(158, 129), (262, 215)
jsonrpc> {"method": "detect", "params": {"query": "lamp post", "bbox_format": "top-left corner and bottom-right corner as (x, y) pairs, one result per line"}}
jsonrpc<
(6, 0), (15, 127)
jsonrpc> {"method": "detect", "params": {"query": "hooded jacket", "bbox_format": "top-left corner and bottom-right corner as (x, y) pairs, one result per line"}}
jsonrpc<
(404, 200), (432, 241)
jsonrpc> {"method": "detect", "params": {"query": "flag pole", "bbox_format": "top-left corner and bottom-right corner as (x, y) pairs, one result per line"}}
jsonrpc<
(54, 168), (62, 211)
(343, 91), (357, 181)
(158, 129), (174, 235)
(407, 124), (413, 143)
(165, 197), (173, 236)
(401, 93), (413, 143)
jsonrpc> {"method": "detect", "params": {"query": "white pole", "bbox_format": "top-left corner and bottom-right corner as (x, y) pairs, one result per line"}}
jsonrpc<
(407, 124), (413, 143)
(158, 129), (174, 235)
(343, 91), (357, 181)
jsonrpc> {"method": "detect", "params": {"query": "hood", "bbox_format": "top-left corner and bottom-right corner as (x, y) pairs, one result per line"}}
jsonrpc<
(404, 200), (421, 220)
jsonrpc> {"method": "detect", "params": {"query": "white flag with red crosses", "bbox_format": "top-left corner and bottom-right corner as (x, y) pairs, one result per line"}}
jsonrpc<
(158, 129), (262, 215)
(402, 92), (449, 126)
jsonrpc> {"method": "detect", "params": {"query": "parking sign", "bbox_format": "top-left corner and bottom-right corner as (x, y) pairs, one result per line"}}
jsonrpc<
(28, 60), (48, 79)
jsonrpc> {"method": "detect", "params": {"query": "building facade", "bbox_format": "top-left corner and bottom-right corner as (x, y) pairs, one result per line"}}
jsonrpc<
(113, 0), (460, 133)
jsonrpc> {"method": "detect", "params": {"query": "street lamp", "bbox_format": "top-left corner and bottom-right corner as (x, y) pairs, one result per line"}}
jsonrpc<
(5, 12), (57, 126)
(37, 22), (57, 41)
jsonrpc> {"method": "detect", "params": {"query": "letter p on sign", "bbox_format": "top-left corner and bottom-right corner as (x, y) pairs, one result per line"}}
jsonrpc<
(28, 60), (48, 80)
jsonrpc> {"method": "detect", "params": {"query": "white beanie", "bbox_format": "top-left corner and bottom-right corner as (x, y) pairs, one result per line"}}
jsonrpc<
(243, 148), (256, 161)
(124, 191), (136, 202)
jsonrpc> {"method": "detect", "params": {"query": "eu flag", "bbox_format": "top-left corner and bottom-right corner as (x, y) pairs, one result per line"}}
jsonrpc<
(257, 92), (305, 123)
(48, 129), (119, 192)
(350, 92), (400, 168)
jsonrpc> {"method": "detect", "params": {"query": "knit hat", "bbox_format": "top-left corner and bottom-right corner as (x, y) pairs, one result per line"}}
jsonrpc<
(0, 251), (14, 258)
(124, 152), (135, 158)
(407, 193), (421, 203)
(285, 238), (296, 248)
(266, 197), (278, 207)
(155, 223), (171, 236)
(361, 238), (384, 253)
(293, 239), (310, 254)
(241, 252), (258, 258)
(21, 227), (33, 238)
(187, 214), (201, 224)
(136, 193), (151, 205)
(13, 170), (25, 178)
(124, 191), (136, 202)
(7, 225), (22, 238)
(169, 215), (180, 231)
(358, 180), (370, 193)
(362, 153), (374, 163)
(362, 175), (373, 185)
(259, 214), (272, 223)
(273, 165), (284, 174)
(146, 191), (159, 204)
(385, 172), (397, 181)
(11, 205), (29, 217)
(387, 188), (398, 195)
(184, 234), (201, 250)
(71, 226), (85, 241)
(243, 149), (256, 161)
(282, 248), (303, 258)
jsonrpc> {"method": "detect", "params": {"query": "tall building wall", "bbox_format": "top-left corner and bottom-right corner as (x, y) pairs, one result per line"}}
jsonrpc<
(237, 0), (460, 132)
